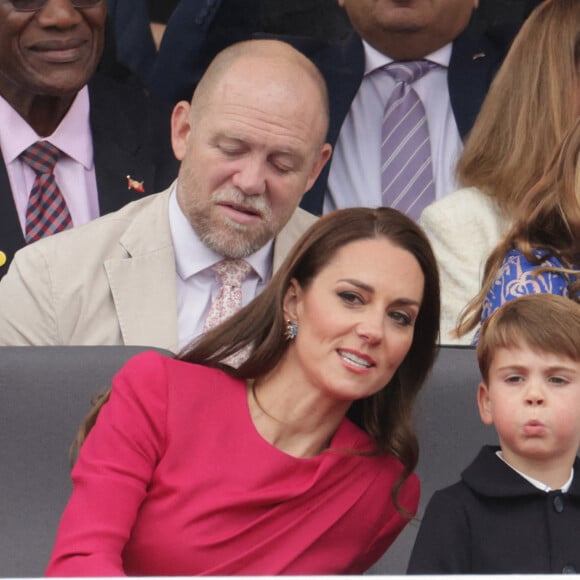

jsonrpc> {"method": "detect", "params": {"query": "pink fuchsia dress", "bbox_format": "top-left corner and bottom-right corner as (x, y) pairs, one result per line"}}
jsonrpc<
(46, 351), (419, 576)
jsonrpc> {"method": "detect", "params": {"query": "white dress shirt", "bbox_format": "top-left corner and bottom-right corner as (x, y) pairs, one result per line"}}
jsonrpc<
(324, 40), (463, 213)
(0, 87), (99, 232)
(169, 189), (273, 350)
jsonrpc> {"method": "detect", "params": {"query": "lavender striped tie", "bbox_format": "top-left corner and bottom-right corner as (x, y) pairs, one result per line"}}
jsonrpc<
(381, 61), (438, 221)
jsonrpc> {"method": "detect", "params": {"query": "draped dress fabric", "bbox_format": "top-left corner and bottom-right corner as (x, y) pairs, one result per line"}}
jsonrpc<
(46, 351), (419, 576)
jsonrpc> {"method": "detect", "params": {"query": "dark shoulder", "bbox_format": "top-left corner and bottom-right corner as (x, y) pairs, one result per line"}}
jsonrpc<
(88, 73), (174, 122)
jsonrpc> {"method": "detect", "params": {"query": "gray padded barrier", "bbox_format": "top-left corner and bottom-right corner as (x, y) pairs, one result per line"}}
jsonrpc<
(0, 346), (172, 577)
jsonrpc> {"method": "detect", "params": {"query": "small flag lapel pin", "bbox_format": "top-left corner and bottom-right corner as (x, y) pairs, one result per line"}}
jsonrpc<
(127, 175), (145, 193)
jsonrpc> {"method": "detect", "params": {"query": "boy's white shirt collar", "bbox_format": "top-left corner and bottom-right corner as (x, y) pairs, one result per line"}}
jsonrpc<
(496, 450), (574, 493)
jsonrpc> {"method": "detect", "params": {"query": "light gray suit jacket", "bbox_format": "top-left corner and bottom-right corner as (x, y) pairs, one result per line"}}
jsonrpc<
(0, 186), (316, 352)
(419, 187), (510, 345)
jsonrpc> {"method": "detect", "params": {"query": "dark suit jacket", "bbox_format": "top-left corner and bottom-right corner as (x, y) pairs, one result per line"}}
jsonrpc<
(148, 0), (256, 104)
(407, 445), (580, 574)
(0, 73), (179, 278)
(104, 0), (157, 83)
(147, 0), (348, 105)
(294, 13), (515, 214)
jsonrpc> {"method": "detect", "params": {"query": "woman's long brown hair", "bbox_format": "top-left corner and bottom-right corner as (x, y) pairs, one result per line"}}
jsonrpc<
(71, 207), (440, 512)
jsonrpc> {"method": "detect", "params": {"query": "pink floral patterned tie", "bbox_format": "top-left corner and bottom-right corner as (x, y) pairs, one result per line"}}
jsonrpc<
(203, 259), (253, 332)
(203, 259), (253, 368)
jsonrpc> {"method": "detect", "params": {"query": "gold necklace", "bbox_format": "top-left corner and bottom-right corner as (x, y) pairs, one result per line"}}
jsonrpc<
(247, 378), (286, 423)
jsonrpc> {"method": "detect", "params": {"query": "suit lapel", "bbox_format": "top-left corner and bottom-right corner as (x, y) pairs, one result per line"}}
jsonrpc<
(0, 159), (26, 278)
(89, 75), (157, 215)
(448, 13), (508, 139)
(104, 190), (179, 352)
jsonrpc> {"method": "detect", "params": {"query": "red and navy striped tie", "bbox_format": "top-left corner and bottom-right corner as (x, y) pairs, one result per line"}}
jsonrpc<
(21, 140), (72, 243)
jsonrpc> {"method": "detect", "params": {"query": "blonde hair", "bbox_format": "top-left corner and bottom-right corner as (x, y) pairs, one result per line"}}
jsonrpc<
(457, 118), (580, 336)
(477, 294), (580, 383)
(456, 0), (580, 215)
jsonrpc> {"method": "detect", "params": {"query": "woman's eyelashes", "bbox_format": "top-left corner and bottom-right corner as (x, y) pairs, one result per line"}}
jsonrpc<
(338, 290), (364, 306)
(337, 290), (415, 327)
(389, 310), (414, 327)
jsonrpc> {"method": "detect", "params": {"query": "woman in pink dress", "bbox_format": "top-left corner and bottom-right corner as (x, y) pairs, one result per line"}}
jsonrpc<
(46, 206), (440, 576)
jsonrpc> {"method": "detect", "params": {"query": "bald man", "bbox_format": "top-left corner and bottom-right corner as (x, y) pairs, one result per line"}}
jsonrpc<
(0, 40), (331, 352)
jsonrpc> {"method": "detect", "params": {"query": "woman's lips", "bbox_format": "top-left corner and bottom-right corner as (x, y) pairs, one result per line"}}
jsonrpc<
(337, 349), (376, 374)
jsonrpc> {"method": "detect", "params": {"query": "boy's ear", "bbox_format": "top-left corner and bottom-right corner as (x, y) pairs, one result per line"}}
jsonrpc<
(477, 382), (494, 425)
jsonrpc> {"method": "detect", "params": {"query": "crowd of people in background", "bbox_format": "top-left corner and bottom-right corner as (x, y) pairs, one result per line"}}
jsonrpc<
(1, 0), (579, 576)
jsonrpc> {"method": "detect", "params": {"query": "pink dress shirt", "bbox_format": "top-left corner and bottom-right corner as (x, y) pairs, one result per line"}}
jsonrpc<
(0, 89), (99, 233)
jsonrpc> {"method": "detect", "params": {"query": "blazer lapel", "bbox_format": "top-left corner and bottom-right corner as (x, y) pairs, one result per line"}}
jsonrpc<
(104, 190), (180, 352)
(89, 75), (157, 215)
(448, 13), (508, 139)
(0, 159), (26, 278)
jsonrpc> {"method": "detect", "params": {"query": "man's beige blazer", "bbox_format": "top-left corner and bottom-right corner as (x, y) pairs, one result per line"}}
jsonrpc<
(0, 186), (317, 352)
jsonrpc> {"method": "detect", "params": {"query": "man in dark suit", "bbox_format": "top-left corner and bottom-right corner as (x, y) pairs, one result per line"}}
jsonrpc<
(0, 0), (178, 278)
(299, 0), (515, 215)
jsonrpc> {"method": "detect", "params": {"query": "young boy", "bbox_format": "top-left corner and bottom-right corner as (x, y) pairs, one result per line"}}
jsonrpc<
(407, 294), (580, 574)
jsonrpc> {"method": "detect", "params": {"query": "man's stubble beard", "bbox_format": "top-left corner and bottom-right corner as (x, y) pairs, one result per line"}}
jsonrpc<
(177, 172), (292, 259)
(194, 208), (275, 259)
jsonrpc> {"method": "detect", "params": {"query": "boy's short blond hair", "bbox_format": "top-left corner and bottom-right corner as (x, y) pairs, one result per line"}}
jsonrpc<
(477, 294), (580, 383)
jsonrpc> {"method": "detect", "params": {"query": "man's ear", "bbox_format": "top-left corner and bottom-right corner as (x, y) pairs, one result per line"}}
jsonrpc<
(305, 143), (332, 192)
(171, 101), (192, 161)
(477, 382), (493, 425)
(282, 279), (303, 322)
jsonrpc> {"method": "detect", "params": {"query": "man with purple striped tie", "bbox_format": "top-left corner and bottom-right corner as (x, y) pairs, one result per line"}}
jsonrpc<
(295, 0), (519, 219)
